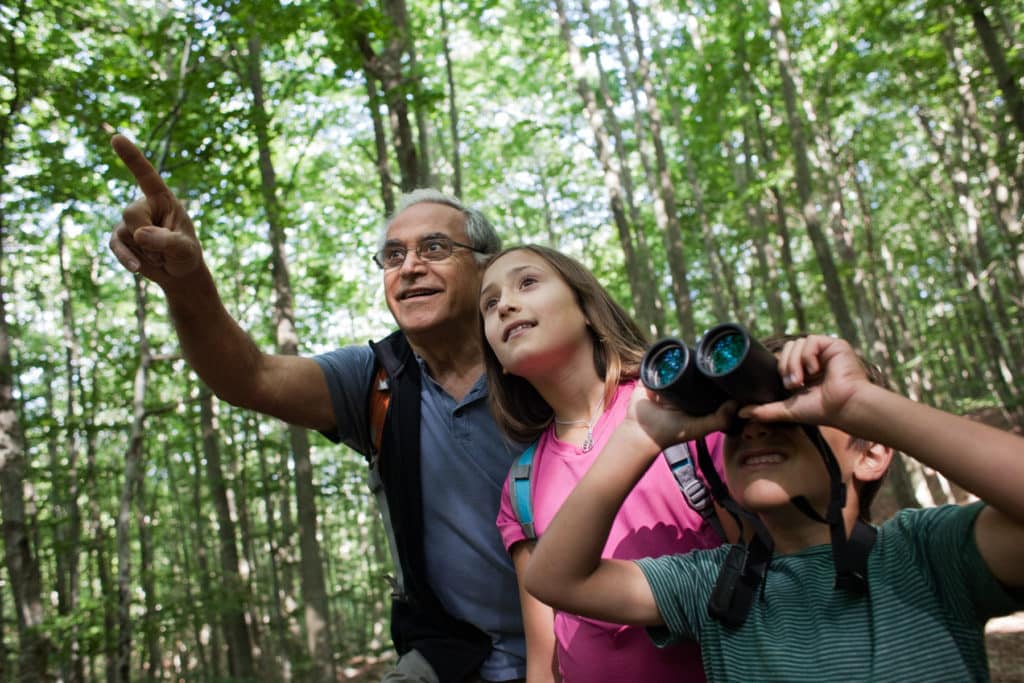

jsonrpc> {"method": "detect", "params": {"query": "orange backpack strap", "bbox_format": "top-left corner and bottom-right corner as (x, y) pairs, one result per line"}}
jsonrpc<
(370, 365), (391, 455)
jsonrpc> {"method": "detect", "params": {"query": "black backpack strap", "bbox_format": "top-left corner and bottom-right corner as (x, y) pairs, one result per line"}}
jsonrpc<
(368, 332), (493, 680)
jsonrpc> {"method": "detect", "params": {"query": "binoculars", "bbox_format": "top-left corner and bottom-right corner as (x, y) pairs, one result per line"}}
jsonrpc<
(640, 322), (788, 416)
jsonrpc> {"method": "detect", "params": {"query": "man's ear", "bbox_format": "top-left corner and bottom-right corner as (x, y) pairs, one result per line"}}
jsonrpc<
(853, 442), (892, 483)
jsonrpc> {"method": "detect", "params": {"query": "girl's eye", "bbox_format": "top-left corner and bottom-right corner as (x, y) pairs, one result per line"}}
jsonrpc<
(482, 298), (497, 311)
(520, 276), (537, 288)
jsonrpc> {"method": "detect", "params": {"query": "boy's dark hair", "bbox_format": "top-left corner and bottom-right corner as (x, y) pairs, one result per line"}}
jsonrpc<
(761, 334), (893, 522)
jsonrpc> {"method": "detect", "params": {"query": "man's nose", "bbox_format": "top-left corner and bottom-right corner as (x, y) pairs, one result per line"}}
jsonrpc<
(398, 249), (428, 275)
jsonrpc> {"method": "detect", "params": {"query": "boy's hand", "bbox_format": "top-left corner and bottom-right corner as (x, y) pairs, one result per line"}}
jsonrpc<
(109, 134), (204, 287)
(623, 383), (734, 452)
(739, 335), (868, 428)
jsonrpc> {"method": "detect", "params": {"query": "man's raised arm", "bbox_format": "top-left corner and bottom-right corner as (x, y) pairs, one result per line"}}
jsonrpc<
(109, 134), (334, 432)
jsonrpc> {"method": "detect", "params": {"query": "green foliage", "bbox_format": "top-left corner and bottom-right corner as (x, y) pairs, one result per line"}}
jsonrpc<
(2, 0), (1022, 678)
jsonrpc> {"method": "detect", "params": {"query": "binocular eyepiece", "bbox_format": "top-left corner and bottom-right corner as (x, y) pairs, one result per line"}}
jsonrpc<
(640, 322), (788, 416)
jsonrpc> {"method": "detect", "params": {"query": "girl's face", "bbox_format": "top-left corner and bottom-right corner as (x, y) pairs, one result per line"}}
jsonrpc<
(480, 250), (592, 379)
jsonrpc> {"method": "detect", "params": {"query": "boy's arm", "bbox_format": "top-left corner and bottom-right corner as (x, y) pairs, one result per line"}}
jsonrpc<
(510, 543), (560, 683)
(745, 335), (1024, 587)
(524, 388), (731, 625)
(840, 387), (1024, 587)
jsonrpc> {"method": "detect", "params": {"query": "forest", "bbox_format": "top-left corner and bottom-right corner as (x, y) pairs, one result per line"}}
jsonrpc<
(1, 0), (1022, 680)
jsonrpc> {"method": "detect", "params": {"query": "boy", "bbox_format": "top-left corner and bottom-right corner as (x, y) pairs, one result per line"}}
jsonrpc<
(524, 334), (1024, 680)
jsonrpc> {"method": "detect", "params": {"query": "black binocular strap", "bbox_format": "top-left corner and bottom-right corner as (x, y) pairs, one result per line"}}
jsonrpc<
(792, 425), (876, 594)
(695, 437), (775, 628)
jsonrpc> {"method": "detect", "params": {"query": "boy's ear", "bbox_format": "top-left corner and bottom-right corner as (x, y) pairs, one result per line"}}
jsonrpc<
(853, 442), (892, 483)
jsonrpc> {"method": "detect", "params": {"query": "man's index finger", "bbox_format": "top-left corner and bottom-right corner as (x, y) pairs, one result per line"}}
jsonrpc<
(111, 134), (172, 199)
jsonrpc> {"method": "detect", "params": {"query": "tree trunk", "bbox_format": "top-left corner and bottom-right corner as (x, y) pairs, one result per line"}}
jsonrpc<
(116, 277), (152, 683)
(767, 0), (860, 345)
(626, 0), (695, 339)
(738, 30), (808, 332)
(818, 115), (881, 354)
(364, 66), (396, 215)
(137, 480), (161, 679)
(581, 0), (660, 334)
(199, 386), (256, 677)
(965, 0), (1024, 140)
(607, 0), (667, 336)
(159, 439), (210, 680)
(439, 0), (462, 197)
(190, 410), (223, 681)
(939, 13), (1024, 289)
(0, 217), (51, 683)
(734, 124), (785, 334)
(243, 32), (336, 681)
(553, 0), (654, 334)
(353, 0), (423, 191)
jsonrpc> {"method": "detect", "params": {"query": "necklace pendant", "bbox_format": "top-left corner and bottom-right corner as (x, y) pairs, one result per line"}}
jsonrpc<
(581, 429), (594, 453)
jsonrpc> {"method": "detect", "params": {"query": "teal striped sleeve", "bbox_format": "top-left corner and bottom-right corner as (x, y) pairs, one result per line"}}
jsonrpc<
(902, 501), (1024, 619)
(635, 545), (727, 646)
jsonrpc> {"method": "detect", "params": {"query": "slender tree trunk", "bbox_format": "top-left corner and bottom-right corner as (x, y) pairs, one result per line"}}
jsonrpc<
(965, 0), (1024, 140)
(767, 0), (859, 345)
(198, 386), (256, 677)
(818, 116), (880, 354)
(243, 33), (336, 681)
(0, 218), (51, 682)
(939, 14), (1024, 289)
(352, 0), (422, 191)
(626, 0), (695, 339)
(190, 412), (223, 681)
(553, 0), (654, 334)
(364, 67), (396, 215)
(916, 110), (1023, 416)
(83, 376), (116, 683)
(607, 0), (667, 336)
(137, 480), (161, 679)
(734, 124), (785, 334)
(254, 418), (293, 680)
(116, 277), (152, 683)
(159, 440), (210, 679)
(439, 0), (462, 196)
(57, 215), (85, 683)
(739, 32), (807, 332)
(580, 0), (659, 334)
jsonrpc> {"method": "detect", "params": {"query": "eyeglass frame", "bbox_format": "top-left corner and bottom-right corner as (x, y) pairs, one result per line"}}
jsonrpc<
(373, 233), (486, 270)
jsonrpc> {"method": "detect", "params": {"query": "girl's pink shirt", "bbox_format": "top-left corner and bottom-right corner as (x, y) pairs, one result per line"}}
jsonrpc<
(497, 380), (725, 682)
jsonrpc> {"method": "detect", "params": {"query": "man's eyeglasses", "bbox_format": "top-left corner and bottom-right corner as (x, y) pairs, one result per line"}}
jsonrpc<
(373, 235), (484, 270)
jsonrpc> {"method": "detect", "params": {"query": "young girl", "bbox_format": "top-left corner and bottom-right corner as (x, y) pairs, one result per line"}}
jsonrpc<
(479, 245), (727, 682)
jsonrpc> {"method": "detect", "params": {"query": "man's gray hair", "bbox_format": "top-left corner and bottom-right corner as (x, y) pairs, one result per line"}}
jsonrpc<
(381, 188), (502, 264)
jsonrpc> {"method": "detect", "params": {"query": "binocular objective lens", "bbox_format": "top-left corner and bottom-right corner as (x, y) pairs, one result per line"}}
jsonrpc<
(706, 333), (746, 375)
(651, 347), (685, 388)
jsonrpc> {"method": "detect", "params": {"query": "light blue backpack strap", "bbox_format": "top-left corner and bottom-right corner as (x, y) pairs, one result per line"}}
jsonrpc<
(662, 441), (727, 542)
(508, 441), (539, 540)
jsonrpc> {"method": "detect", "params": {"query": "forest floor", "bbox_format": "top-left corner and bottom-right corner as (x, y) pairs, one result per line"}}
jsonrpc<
(988, 612), (1024, 683)
(338, 611), (1024, 681)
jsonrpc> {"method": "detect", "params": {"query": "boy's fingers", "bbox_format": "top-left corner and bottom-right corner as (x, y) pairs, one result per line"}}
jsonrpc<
(111, 134), (173, 200)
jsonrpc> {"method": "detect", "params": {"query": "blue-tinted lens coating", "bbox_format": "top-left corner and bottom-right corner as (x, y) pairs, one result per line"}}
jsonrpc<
(652, 347), (684, 387)
(707, 333), (746, 375)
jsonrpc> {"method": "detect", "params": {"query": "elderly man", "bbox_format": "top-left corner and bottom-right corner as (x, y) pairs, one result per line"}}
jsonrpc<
(110, 135), (526, 682)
